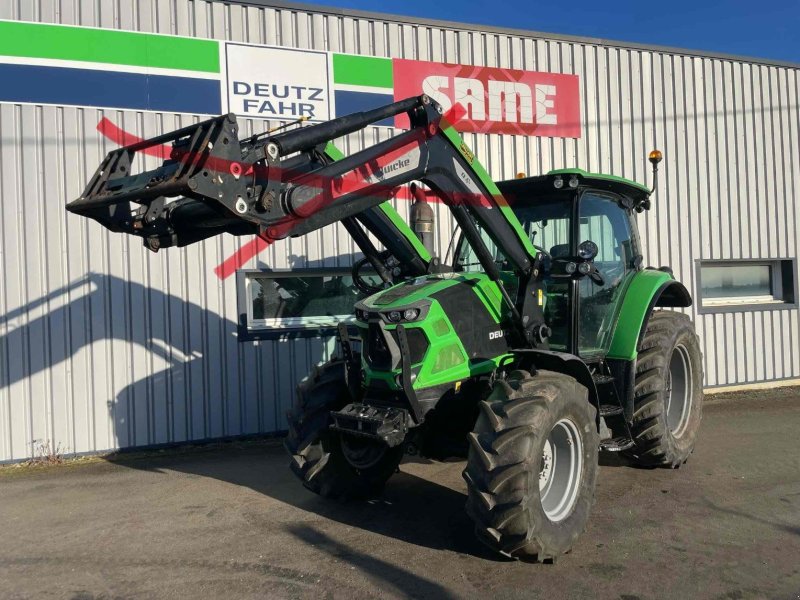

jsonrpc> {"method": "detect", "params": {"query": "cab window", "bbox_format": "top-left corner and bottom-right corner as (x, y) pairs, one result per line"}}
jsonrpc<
(453, 197), (573, 352)
(454, 197), (573, 270)
(454, 221), (507, 273)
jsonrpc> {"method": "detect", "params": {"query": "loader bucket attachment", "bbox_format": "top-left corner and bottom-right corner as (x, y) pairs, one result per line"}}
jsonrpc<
(66, 114), (270, 250)
(66, 97), (429, 251)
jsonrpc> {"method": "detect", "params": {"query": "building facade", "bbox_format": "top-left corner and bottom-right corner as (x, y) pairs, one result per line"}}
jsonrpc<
(0, 0), (798, 462)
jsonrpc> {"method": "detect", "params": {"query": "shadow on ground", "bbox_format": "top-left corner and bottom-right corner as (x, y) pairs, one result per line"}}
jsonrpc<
(107, 443), (504, 563)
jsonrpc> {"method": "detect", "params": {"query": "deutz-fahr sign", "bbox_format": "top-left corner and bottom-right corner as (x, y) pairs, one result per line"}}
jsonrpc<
(0, 20), (581, 138)
(225, 44), (332, 121)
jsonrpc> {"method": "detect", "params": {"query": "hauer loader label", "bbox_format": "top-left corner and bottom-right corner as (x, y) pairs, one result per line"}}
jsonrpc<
(225, 44), (332, 121)
(393, 59), (581, 138)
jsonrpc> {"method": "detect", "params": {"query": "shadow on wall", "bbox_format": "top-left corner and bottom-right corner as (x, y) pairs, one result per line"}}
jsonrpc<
(2, 270), (500, 579)
(0, 272), (331, 457)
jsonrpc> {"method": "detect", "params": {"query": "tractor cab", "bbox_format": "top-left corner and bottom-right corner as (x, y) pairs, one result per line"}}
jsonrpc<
(454, 169), (651, 361)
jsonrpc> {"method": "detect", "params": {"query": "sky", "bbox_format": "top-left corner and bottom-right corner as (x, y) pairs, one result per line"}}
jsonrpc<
(301, 0), (800, 63)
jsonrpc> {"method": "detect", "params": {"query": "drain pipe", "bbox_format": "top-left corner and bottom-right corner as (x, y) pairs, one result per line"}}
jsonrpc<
(409, 183), (435, 256)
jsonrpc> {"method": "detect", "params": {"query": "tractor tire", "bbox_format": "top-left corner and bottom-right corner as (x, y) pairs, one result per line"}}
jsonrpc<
(624, 310), (704, 468)
(285, 358), (403, 500)
(463, 370), (599, 562)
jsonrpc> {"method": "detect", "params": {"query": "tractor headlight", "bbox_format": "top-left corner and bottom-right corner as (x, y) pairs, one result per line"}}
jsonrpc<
(568, 175), (579, 188)
(383, 308), (421, 322)
(403, 308), (420, 321)
(553, 176), (564, 189)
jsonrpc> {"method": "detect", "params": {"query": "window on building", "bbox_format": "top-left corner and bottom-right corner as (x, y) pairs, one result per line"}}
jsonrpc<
(698, 259), (797, 312)
(238, 268), (382, 337)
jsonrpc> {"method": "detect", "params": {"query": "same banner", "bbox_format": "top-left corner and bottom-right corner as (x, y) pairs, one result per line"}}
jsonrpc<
(393, 59), (580, 138)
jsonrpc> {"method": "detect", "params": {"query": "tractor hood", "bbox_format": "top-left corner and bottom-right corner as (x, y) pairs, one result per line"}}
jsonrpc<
(362, 273), (466, 307)
(353, 273), (513, 390)
(355, 272), (502, 324)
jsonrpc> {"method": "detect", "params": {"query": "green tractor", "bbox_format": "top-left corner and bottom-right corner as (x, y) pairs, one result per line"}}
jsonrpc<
(68, 95), (703, 561)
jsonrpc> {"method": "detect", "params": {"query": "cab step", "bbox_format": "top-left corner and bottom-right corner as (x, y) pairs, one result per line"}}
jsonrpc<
(599, 404), (624, 417)
(592, 374), (616, 386)
(600, 436), (635, 452)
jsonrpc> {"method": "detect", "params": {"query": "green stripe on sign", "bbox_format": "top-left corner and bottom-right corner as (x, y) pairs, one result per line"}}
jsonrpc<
(0, 21), (219, 73)
(333, 54), (393, 88)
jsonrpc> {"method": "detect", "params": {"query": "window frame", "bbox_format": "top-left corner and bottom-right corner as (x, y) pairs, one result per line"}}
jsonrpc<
(574, 189), (639, 358)
(236, 268), (365, 340)
(695, 258), (798, 314)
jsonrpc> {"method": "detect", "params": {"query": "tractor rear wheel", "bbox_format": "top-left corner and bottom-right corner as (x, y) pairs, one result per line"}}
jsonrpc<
(463, 370), (599, 562)
(285, 358), (403, 499)
(624, 311), (704, 468)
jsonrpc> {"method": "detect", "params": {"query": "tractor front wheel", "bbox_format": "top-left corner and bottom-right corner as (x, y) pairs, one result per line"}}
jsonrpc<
(285, 359), (403, 499)
(463, 370), (599, 562)
(624, 311), (704, 468)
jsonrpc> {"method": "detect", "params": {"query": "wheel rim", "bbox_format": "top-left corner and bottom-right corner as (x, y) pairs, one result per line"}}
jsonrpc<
(340, 434), (388, 470)
(539, 418), (583, 522)
(665, 343), (693, 437)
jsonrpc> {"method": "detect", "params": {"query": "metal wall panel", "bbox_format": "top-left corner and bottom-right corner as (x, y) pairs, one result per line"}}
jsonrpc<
(0, 0), (798, 461)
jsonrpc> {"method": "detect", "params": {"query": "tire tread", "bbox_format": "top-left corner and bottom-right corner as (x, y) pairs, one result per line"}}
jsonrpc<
(624, 310), (704, 467)
(463, 370), (598, 562)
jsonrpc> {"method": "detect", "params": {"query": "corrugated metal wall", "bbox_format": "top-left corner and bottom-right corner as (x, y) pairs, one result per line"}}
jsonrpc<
(0, 0), (798, 461)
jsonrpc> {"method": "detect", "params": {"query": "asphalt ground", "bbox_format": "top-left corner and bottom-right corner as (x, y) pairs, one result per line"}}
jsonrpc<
(0, 387), (798, 599)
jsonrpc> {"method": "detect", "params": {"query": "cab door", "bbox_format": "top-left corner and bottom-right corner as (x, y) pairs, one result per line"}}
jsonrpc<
(576, 191), (638, 358)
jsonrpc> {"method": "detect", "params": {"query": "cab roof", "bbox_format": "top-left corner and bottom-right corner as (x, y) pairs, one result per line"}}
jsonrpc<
(497, 168), (651, 205)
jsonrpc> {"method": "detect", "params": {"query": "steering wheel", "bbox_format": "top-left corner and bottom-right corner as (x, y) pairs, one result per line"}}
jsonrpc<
(532, 244), (551, 259)
(352, 250), (394, 295)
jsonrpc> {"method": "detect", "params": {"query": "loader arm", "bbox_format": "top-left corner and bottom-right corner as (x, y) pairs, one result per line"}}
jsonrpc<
(67, 95), (540, 341)
(320, 142), (432, 282)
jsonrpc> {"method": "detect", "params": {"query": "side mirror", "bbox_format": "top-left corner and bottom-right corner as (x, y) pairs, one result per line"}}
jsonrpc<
(577, 240), (598, 261)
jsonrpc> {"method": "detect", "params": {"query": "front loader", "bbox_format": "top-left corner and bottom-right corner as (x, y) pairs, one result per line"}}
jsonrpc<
(68, 95), (704, 561)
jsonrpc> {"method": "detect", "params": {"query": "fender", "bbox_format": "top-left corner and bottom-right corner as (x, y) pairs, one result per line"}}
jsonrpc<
(513, 348), (601, 430)
(606, 269), (693, 361)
